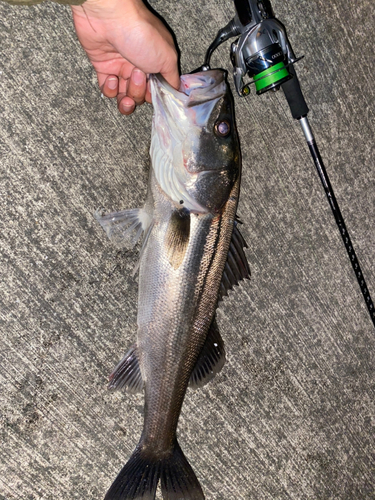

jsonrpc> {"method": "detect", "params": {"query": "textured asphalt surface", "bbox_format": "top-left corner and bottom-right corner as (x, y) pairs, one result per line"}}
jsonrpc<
(1, 1), (374, 499)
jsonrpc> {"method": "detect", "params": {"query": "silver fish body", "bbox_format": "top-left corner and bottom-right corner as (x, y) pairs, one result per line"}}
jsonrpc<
(96, 69), (249, 500)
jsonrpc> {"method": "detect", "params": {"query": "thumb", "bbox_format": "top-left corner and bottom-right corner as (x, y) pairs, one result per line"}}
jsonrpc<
(159, 57), (180, 90)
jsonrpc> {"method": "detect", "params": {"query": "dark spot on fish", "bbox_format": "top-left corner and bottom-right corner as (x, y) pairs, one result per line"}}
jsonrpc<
(165, 208), (191, 269)
(180, 200), (184, 204)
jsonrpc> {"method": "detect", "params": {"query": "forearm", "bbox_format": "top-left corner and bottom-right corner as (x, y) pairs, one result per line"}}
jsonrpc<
(2, 0), (85, 5)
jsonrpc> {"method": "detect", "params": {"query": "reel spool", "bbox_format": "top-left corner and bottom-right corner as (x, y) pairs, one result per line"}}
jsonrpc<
(237, 42), (292, 95)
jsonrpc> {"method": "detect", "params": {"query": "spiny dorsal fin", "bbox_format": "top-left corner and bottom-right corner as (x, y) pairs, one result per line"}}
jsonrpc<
(219, 220), (250, 301)
(108, 345), (144, 394)
(164, 208), (191, 270)
(189, 318), (225, 389)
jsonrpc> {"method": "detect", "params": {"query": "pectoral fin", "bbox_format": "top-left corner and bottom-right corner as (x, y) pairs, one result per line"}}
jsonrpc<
(95, 207), (153, 250)
(165, 208), (191, 270)
(189, 318), (225, 389)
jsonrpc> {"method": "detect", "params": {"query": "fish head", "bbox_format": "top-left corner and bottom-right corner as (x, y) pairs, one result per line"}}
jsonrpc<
(150, 70), (241, 213)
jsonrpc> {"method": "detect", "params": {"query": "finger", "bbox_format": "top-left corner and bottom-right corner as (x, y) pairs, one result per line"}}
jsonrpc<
(119, 77), (128, 96)
(127, 68), (147, 106)
(160, 53), (180, 90)
(101, 75), (119, 98)
(118, 94), (136, 115)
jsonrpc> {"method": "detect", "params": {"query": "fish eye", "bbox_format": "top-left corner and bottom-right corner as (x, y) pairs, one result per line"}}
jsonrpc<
(215, 120), (230, 137)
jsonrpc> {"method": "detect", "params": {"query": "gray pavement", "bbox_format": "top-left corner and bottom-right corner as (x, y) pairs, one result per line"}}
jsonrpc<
(0, 1), (374, 499)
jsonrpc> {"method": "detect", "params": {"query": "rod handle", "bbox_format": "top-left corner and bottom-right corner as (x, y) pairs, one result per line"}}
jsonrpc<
(282, 63), (309, 120)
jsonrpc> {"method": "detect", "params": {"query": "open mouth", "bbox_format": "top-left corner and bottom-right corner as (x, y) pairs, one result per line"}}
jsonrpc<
(151, 70), (227, 107)
(150, 70), (227, 130)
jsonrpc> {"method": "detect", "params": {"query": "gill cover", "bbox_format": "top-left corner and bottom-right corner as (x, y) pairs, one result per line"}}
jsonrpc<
(150, 70), (240, 214)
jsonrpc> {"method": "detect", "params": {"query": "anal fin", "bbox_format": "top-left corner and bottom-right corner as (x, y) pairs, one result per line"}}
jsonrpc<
(108, 345), (144, 393)
(189, 318), (225, 389)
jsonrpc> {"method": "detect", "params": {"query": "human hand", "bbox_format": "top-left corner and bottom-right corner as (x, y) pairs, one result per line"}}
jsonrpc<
(71, 0), (179, 115)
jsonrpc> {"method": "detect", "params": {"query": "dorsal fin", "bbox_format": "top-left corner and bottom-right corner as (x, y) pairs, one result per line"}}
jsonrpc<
(189, 318), (225, 389)
(219, 220), (250, 301)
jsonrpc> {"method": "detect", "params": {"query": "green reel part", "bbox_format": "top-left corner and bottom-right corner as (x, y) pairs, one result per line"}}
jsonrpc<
(253, 62), (291, 94)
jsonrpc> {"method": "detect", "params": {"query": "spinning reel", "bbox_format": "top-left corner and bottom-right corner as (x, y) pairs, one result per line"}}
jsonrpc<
(201, 0), (375, 327)
(206, 0), (298, 96)
(202, 0), (308, 120)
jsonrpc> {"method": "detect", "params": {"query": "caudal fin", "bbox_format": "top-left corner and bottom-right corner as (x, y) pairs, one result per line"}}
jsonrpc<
(104, 441), (204, 500)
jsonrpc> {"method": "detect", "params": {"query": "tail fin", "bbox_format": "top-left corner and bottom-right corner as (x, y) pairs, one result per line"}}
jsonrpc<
(104, 441), (204, 500)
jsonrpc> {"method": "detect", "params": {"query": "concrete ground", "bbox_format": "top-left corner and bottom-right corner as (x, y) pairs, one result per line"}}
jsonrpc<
(0, 0), (374, 499)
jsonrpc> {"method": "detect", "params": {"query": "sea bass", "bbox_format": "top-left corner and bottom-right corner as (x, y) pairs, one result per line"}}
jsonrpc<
(96, 69), (250, 500)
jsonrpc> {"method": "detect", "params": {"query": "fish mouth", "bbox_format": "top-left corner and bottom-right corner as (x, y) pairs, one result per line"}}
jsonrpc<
(150, 70), (228, 130)
(151, 70), (227, 107)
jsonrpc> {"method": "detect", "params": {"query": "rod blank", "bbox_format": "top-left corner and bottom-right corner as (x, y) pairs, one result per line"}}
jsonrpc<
(299, 117), (375, 327)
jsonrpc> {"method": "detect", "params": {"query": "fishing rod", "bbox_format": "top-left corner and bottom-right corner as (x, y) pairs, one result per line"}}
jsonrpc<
(201, 0), (375, 328)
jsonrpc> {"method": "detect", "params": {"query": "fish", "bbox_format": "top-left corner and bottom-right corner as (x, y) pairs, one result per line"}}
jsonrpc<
(95, 69), (250, 500)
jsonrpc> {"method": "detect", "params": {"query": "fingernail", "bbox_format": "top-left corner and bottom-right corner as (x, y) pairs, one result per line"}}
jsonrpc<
(132, 69), (145, 86)
(107, 77), (117, 90)
(122, 102), (134, 114)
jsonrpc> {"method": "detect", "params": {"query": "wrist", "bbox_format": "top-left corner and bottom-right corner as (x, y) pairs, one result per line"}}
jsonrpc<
(71, 0), (146, 21)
